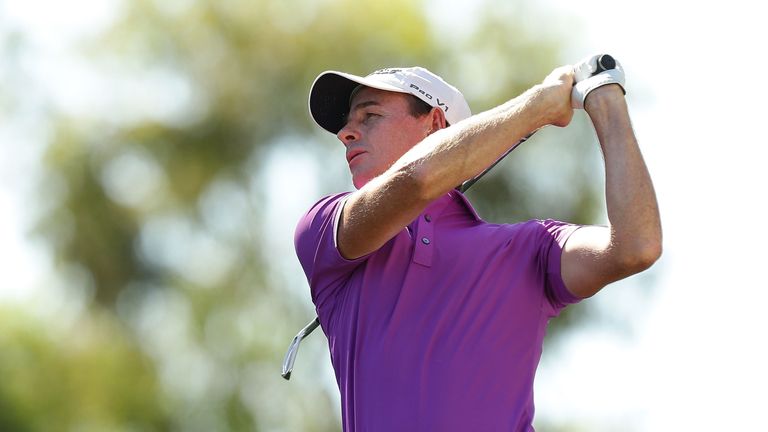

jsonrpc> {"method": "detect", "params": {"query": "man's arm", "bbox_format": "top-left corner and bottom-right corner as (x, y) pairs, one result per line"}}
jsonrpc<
(338, 68), (575, 259)
(560, 85), (662, 298)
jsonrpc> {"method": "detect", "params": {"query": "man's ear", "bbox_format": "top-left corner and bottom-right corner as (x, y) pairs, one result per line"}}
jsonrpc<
(428, 107), (447, 133)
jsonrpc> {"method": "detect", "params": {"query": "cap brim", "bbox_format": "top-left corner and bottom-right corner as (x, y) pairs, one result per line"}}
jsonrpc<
(308, 71), (405, 134)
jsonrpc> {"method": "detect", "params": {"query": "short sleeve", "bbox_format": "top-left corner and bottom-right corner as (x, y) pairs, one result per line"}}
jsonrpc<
(536, 219), (583, 315)
(294, 192), (369, 313)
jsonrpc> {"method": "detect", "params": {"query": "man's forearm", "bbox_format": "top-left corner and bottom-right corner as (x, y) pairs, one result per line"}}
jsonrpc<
(389, 82), (568, 201)
(586, 89), (662, 268)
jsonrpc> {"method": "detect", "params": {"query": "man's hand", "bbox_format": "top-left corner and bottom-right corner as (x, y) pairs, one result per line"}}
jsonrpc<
(540, 66), (576, 128)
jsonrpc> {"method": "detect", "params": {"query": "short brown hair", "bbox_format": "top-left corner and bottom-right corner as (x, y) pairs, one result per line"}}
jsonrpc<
(406, 95), (449, 126)
(406, 94), (432, 117)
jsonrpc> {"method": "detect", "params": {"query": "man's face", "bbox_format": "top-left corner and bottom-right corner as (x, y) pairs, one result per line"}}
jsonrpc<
(337, 87), (432, 189)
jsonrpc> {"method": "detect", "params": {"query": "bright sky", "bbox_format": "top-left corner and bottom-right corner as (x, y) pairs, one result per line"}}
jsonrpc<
(2, 0), (767, 430)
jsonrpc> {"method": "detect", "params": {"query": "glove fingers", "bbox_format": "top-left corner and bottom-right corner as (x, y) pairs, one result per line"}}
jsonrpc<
(573, 54), (601, 83)
(571, 68), (626, 109)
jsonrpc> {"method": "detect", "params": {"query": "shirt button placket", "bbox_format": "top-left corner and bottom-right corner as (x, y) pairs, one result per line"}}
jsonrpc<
(413, 213), (434, 267)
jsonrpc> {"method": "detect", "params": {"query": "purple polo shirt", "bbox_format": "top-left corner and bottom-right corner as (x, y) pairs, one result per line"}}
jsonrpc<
(294, 190), (582, 431)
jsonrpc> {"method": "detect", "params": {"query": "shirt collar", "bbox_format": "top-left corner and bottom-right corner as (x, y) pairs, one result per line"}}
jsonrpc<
(421, 190), (482, 222)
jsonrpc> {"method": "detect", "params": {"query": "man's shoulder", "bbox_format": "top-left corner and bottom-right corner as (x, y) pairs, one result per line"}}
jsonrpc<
(532, 218), (580, 237)
(500, 218), (574, 231)
(294, 191), (353, 256)
(298, 192), (352, 226)
(473, 218), (576, 249)
(308, 191), (353, 212)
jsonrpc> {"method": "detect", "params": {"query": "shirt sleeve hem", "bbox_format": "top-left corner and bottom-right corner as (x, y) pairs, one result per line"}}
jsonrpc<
(331, 195), (373, 264)
(546, 223), (584, 305)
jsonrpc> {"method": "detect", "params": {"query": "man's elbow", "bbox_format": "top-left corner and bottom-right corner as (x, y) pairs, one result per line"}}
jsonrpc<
(409, 163), (446, 203)
(637, 240), (663, 271)
(618, 238), (663, 275)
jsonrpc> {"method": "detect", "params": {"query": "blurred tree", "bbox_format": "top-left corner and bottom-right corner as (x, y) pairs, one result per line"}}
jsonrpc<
(23, 0), (600, 430)
(0, 307), (170, 431)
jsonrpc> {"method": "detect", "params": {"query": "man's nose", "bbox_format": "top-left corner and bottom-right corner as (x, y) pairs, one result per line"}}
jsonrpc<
(337, 123), (360, 145)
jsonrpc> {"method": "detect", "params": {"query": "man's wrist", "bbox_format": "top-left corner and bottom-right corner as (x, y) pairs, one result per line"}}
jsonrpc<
(535, 82), (573, 127)
(584, 84), (625, 112)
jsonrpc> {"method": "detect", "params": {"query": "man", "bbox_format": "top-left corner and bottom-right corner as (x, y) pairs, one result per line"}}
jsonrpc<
(295, 59), (661, 431)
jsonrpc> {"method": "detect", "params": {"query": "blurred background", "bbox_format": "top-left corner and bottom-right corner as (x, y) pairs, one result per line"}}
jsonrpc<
(1, 0), (766, 431)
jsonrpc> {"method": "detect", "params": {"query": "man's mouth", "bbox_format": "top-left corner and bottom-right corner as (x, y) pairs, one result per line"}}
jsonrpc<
(346, 149), (365, 163)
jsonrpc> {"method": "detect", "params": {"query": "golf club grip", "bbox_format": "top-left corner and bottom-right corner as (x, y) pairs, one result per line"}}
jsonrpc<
(596, 54), (616, 74)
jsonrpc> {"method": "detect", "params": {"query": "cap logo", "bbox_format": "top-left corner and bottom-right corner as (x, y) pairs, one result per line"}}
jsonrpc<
(409, 83), (449, 112)
(369, 68), (403, 75)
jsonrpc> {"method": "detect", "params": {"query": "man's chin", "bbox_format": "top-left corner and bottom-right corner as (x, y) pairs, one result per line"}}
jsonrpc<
(352, 175), (371, 190)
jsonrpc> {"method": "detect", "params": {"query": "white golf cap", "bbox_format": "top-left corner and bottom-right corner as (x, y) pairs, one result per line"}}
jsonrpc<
(308, 67), (472, 134)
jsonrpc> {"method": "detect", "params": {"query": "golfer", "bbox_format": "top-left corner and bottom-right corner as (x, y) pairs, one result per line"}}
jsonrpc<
(295, 58), (661, 431)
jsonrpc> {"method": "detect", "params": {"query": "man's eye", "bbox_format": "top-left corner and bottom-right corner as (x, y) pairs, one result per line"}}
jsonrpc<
(363, 113), (379, 123)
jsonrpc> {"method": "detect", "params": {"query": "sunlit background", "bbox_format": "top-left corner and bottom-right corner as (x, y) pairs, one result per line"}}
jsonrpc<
(1, 0), (766, 431)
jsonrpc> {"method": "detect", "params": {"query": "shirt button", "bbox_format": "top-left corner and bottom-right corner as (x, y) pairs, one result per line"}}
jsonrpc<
(424, 214), (432, 222)
(421, 237), (431, 245)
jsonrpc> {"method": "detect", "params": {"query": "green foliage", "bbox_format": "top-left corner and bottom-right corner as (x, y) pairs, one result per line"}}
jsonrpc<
(0, 307), (170, 431)
(13, 0), (600, 429)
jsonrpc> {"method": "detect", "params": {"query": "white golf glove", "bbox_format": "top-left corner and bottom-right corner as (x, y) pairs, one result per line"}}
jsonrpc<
(571, 54), (626, 109)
